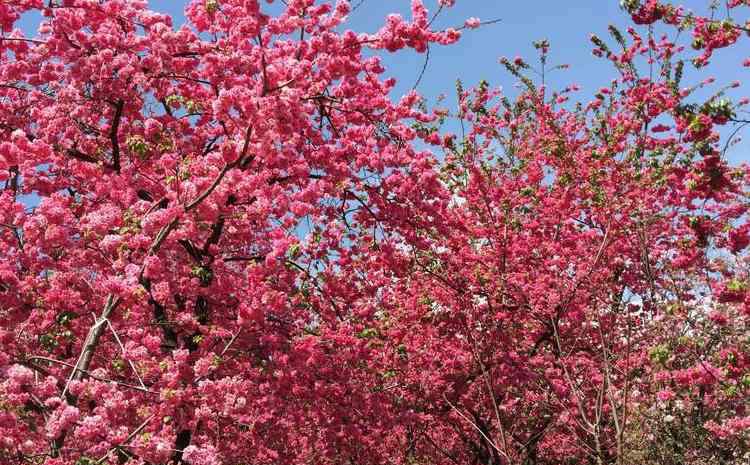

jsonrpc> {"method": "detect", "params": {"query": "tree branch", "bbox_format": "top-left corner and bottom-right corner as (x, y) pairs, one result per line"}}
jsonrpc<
(110, 99), (124, 173)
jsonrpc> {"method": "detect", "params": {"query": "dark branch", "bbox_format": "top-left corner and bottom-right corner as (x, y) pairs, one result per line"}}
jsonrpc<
(110, 100), (124, 173)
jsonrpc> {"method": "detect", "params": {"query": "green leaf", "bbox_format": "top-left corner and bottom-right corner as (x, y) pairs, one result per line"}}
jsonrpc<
(357, 328), (378, 339)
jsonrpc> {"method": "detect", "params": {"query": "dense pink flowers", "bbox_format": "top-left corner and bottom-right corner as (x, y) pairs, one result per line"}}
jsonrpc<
(0, 1), (749, 464)
(183, 445), (221, 465)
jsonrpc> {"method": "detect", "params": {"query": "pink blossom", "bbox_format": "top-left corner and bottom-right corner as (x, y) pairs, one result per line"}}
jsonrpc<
(464, 17), (481, 29)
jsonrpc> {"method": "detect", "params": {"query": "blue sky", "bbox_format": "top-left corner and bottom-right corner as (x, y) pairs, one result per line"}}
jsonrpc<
(15, 0), (750, 163)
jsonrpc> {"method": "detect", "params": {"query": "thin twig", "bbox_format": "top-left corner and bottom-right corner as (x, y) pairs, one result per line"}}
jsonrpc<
(412, 45), (431, 90)
(26, 356), (155, 394)
(95, 414), (156, 465)
(107, 320), (147, 389)
(442, 393), (509, 460)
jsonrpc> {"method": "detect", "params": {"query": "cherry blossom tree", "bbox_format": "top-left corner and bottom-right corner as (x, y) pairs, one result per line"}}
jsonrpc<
(1, 1), (749, 465)
(360, 2), (750, 463)
(336, 2), (750, 464)
(0, 1), (463, 464)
